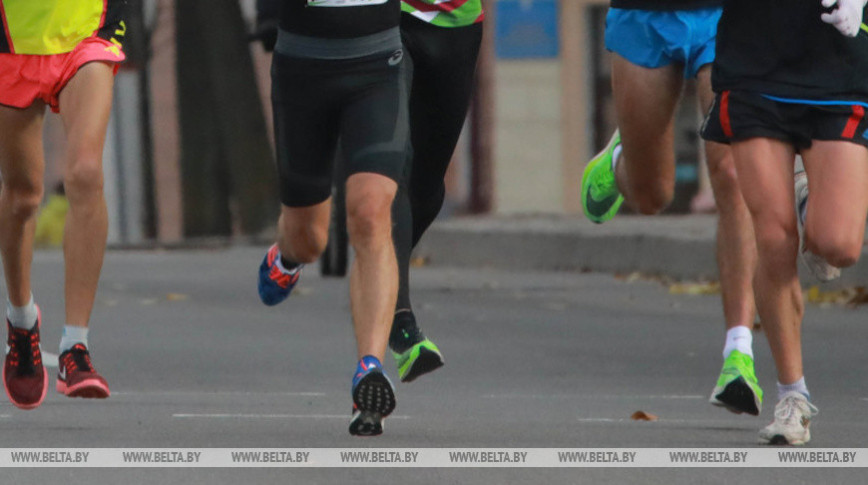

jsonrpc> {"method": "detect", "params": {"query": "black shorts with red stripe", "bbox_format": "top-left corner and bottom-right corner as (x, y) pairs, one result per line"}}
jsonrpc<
(701, 90), (868, 150)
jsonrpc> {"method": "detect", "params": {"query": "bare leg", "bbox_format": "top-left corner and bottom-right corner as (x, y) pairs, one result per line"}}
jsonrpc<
(346, 173), (398, 361)
(800, 141), (868, 269)
(276, 200), (331, 264)
(730, 139), (802, 385)
(611, 54), (683, 214)
(696, 67), (757, 332)
(0, 104), (45, 307)
(57, 63), (115, 328)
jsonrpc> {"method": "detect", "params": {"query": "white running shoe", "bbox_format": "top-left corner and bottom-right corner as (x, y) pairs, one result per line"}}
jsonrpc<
(794, 171), (841, 282)
(759, 391), (819, 445)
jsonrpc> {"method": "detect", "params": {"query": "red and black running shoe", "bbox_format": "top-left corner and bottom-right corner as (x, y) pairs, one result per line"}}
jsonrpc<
(3, 308), (48, 410)
(57, 343), (110, 399)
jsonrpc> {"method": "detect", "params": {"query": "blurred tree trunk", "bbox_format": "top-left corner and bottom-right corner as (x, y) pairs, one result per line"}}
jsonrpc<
(176, 0), (277, 237)
(470, 0), (495, 214)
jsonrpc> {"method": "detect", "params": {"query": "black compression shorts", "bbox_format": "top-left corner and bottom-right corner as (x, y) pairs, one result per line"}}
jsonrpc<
(271, 28), (409, 207)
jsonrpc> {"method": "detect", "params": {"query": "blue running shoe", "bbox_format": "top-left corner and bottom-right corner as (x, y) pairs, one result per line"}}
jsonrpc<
(258, 244), (302, 306)
(349, 355), (396, 437)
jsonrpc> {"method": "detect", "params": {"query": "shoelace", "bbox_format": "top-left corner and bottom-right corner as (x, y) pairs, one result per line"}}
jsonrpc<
(774, 395), (818, 426)
(7, 327), (41, 372)
(269, 265), (297, 289)
(62, 346), (94, 376)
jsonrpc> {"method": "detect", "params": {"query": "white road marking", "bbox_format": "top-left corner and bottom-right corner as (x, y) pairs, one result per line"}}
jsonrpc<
(113, 391), (326, 397)
(172, 413), (411, 420)
(483, 394), (703, 400)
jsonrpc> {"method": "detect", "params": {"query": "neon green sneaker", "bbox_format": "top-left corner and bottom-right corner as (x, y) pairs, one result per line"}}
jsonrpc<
(581, 130), (624, 223)
(709, 350), (763, 416)
(389, 312), (444, 383)
(393, 339), (443, 383)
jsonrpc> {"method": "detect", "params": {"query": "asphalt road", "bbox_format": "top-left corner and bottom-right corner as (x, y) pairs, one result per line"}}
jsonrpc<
(2, 247), (867, 484)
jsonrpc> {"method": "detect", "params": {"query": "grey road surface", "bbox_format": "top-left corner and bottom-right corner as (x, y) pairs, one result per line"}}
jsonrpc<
(2, 248), (866, 484)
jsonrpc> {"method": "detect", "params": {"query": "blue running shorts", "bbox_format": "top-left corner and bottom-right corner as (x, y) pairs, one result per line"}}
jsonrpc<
(605, 7), (721, 79)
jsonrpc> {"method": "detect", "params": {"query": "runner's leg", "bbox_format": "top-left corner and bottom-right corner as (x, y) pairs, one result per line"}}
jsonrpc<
(800, 141), (868, 269)
(57, 62), (115, 329)
(0, 103), (45, 308)
(347, 173), (399, 360)
(612, 54), (683, 214)
(696, 67), (757, 334)
(730, 138), (802, 386)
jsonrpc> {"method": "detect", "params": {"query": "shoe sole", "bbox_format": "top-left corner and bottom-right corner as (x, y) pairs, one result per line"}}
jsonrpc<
(349, 371), (396, 437)
(3, 366), (48, 410)
(400, 347), (444, 383)
(57, 378), (110, 399)
(710, 376), (760, 416)
(760, 431), (810, 446)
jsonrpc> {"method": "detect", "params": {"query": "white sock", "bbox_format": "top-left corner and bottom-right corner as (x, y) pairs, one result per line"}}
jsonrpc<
(611, 144), (623, 172)
(59, 325), (89, 353)
(6, 295), (37, 330)
(777, 377), (810, 401)
(723, 326), (753, 359)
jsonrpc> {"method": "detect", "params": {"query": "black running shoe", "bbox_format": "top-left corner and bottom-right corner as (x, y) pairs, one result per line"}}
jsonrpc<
(349, 356), (396, 437)
(389, 311), (444, 382)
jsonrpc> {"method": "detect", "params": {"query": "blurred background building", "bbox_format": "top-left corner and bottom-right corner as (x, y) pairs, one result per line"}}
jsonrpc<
(38, 0), (711, 246)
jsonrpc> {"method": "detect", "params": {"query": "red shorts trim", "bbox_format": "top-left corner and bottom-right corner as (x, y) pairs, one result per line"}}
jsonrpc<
(842, 105), (865, 139)
(720, 90), (734, 138)
(0, 36), (124, 113)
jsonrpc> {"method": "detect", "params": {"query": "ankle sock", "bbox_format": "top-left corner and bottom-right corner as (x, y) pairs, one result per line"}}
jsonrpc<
(777, 377), (810, 401)
(59, 325), (89, 353)
(7, 295), (37, 330)
(723, 326), (754, 359)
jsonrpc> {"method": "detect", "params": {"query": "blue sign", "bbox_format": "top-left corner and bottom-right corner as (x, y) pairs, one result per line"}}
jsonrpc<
(495, 0), (559, 59)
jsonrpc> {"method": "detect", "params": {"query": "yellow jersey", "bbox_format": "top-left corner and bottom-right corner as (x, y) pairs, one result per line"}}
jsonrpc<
(0, 0), (126, 55)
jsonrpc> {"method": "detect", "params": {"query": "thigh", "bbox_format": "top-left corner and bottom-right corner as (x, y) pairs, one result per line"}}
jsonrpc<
(339, 55), (408, 186)
(402, 18), (482, 186)
(612, 54), (683, 180)
(272, 54), (340, 207)
(0, 103), (46, 188)
(730, 138), (796, 225)
(800, 140), (868, 242)
(57, 61), (115, 154)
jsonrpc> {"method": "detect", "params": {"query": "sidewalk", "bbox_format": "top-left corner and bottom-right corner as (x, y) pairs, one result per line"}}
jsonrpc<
(414, 214), (868, 288)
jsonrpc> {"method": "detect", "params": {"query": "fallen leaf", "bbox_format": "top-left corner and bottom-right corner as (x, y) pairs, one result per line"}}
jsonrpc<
(803, 286), (868, 307)
(668, 282), (720, 296)
(410, 257), (429, 268)
(166, 293), (189, 301)
(630, 411), (658, 421)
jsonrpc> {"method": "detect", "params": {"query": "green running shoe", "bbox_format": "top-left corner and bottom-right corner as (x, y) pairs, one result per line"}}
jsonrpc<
(709, 350), (763, 416)
(389, 312), (444, 383)
(581, 130), (624, 223)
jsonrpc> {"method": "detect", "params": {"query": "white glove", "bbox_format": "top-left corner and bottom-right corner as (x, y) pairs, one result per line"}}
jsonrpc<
(821, 0), (868, 37)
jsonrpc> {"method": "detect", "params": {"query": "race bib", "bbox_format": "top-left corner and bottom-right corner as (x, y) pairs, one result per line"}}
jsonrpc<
(307, 0), (388, 6)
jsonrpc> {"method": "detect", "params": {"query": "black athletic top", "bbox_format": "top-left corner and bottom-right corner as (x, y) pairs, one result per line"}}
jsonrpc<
(279, 0), (400, 39)
(610, 0), (722, 10)
(713, 0), (868, 99)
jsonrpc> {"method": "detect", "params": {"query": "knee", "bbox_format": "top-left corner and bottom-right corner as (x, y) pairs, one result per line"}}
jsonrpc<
(806, 231), (862, 268)
(707, 152), (740, 197)
(279, 219), (328, 264)
(631, 183), (673, 215)
(347, 191), (394, 250)
(2, 183), (43, 221)
(63, 158), (103, 201)
(754, 220), (799, 269)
